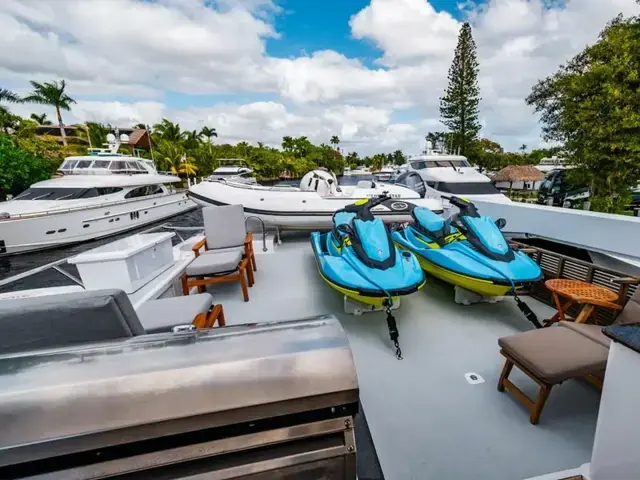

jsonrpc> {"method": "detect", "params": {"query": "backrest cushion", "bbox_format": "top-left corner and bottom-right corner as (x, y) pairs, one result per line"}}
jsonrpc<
(614, 287), (640, 325)
(203, 205), (246, 249)
(0, 289), (145, 354)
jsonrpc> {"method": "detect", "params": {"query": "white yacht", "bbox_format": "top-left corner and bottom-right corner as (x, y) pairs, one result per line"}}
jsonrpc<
(536, 156), (571, 173)
(372, 165), (395, 182)
(401, 143), (511, 203)
(343, 166), (371, 176)
(206, 159), (257, 184)
(0, 134), (195, 256)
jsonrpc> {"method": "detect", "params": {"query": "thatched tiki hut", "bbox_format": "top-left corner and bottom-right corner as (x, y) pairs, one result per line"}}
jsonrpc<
(492, 166), (544, 196)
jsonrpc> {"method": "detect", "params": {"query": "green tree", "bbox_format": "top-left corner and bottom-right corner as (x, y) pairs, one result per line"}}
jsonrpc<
(0, 134), (53, 200)
(330, 135), (340, 150)
(519, 144), (527, 154)
(526, 12), (640, 213)
(467, 138), (505, 171)
(152, 119), (182, 142)
(182, 129), (203, 150)
(200, 126), (218, 144)
(30, 113), (52, 125)
(23, 80), (75, 146)
(392, 150), (406, 166)
(440, 22), (481, 156)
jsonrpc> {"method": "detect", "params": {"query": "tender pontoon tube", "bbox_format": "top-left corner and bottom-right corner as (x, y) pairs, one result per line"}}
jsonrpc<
(0, 315), (359, 480)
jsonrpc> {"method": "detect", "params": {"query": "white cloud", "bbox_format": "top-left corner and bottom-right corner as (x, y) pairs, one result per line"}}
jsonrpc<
(0, 0), (637, 155)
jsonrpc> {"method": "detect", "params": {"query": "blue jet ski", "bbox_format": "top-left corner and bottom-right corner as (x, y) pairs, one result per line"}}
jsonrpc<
(311, 194), (426, 358)
(392, 195), (543, 299)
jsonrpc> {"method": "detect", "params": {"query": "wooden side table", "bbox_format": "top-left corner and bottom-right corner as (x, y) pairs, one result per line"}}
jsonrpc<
(544, 279), (621, 325)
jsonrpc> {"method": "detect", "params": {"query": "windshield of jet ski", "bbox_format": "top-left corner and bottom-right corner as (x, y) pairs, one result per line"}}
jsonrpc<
(444, 196), (514, 262)
(336, 195), (397, 270)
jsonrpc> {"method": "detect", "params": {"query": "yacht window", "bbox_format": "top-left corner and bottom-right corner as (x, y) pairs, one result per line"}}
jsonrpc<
(125, 185), (163, 198)
(14, 188), (88, 200)
(109, 161), (127, 171)
(92, 160), (111, 169)
(78, 188), (99, 198)
(97, 187), (123, 195)
(411, 161), (428, 170)
(75, 160), (92, 169)
(62, 160), (78, 170)
(438, 182), (501, 195)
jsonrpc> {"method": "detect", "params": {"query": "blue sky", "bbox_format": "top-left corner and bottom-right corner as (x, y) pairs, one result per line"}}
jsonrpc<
(3, 0), (632, 154)
(266, 0), (469, 64)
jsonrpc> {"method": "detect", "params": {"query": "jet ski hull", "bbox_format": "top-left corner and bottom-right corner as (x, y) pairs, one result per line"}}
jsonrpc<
(393, 228), (542, 297)
(311, 231), (425, 306)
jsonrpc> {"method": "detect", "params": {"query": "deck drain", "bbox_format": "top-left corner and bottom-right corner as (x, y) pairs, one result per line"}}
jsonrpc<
(465, 373), (485, 385)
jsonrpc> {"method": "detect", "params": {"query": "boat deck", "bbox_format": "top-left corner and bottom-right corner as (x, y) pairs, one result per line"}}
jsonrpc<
(206, 233), (600, 480)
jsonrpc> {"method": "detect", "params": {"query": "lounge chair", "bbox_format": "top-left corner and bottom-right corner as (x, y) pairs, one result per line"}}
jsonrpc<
(0, 289), (224, 354)
(181, 205), (255, 302)
(497, 287), (640, 424)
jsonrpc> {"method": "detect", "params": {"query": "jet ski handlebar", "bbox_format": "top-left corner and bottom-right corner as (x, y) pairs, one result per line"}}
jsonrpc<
(441, 195), (472, 210)
(342, 193), (391, 213)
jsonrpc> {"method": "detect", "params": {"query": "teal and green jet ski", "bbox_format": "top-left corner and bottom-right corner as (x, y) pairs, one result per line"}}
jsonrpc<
(392, 196), (543, 298)
(310, 195), (425, 308)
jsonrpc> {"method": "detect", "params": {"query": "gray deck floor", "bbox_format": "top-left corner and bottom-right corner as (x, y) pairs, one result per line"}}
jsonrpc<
(207, 236), (599, 480)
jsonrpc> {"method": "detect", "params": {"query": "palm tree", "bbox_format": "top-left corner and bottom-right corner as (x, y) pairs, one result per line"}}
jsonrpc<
(200, 126), (217, 143)
(23, 80), (75, 146)
(30, 113), (52, 125)
(182, 129), (203, 150)
(520, 144), (527, 154)
(330, 135), (340, 150)
(132, 123), (147, 130)
(281, 136), (294, 152)
(0, 87), (21, 118)
(152, 119), (182, 142)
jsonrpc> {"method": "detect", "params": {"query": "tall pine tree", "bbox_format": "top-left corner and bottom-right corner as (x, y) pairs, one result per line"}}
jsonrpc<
(439, 22), (481, 156)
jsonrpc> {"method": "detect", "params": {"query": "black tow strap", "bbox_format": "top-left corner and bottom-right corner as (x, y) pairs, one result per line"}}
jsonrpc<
(514, 293), (542, 329)
(384, 300), (403, 360)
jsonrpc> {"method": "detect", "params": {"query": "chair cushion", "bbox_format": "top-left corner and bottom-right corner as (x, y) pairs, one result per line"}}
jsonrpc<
(202, 205), (247, 250)
(186, 251), (242, 276)
(498, 326), (609, 384)
(203, 246), (245, 256)
(136, 293), (213, 334)
(558, 321), (611, 348)
(0, 289), (145, 354)
(614, 288), (640, 325)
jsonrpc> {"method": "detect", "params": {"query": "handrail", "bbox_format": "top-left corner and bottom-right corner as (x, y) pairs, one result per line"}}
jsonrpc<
(245, 216), (268, 252)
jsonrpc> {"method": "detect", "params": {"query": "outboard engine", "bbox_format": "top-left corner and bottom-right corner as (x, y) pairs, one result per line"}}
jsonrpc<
(0, 316), (359, 479)
(393, 171), (426, 198)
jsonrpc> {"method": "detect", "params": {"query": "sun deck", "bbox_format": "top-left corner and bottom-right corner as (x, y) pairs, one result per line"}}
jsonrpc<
(209, 233), (598, 480)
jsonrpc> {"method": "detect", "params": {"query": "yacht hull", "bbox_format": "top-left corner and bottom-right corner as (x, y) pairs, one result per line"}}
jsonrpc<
(0, 193), (195, 256)
(188, 180), (443, 230)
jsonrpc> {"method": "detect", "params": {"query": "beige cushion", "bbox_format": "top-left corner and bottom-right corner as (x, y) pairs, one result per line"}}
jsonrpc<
(498, 326), (609, 384)
(186, 251), (242, 276)
(203, 245), (245, 256)
(136, 293), (213, 333)
(614, 288), (640, 325)
(558, 321), (611, 348)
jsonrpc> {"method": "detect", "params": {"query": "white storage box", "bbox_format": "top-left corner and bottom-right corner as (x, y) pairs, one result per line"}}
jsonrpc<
(69, 232), (175, 293)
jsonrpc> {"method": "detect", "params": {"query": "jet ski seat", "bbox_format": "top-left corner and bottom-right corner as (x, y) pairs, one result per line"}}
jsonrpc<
(411, 207), (452, 244)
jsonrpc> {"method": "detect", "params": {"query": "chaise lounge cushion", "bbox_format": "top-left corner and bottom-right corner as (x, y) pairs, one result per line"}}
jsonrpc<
(499, 326), (609, 384)
(0, 289), (145, 354)
(558, 321), (611, 348)
(186, 251), (242, 276)
(136, 293), (213, 334)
